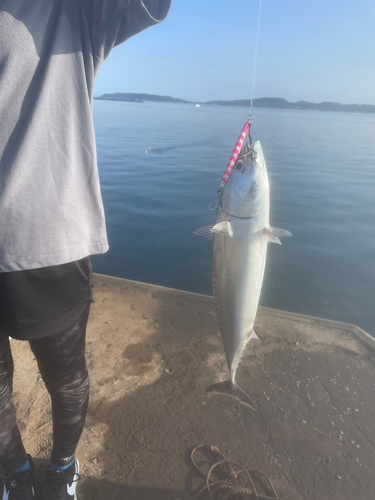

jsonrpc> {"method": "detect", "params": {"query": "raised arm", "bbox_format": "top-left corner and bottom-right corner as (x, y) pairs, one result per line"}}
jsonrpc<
(80, 0), (172, 61)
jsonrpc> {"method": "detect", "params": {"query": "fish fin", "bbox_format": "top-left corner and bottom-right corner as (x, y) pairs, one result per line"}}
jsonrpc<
(206, 380), (258, 412)
(264, 228), (282, 245)
(193, 225), (214, 241)
(194, 221), (233, 240)
(249, 329), (259, 340)
(211, 221), (234, 238)
(268, 226), (293, 238)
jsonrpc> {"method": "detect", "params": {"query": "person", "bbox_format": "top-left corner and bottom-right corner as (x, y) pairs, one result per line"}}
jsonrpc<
(0, 1), (172, 499)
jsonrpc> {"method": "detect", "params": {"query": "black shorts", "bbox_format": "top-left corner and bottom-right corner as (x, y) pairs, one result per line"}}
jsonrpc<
(0, 257), (94, 341)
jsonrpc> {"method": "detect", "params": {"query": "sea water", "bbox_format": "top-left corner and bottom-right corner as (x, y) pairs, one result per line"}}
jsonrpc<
(92, 101), (375, 336)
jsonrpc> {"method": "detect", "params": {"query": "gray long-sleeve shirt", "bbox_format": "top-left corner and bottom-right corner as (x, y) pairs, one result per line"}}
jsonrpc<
(0, 0), (172, 272)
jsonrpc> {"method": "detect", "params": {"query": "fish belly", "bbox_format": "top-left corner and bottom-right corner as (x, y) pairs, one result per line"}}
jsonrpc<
(212, 226), (267, 379)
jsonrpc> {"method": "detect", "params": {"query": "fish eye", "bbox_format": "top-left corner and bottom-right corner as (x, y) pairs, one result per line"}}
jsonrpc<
(234, 159), (244, 173)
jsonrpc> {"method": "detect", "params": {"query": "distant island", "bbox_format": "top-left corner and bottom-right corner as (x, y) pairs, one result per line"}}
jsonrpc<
(97, 93), (187, 104)
(207, 97), (375, 114)
(94, 93), (375, 114)
(95, 96), (145, 103)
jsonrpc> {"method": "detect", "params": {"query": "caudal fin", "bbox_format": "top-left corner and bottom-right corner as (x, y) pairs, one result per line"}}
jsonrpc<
(206, 380), (258, 412)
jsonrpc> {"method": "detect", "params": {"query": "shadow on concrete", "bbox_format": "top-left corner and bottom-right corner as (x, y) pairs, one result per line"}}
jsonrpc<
(30, 458), (191, 500)
(82, 304), (225, 499)
(73, 279), (287, 498)
(78, 476), (188, 500)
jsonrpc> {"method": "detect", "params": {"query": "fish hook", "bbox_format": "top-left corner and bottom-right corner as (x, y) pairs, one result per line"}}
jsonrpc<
(246, 116), (254, 147)
(209, 189), (222, 211)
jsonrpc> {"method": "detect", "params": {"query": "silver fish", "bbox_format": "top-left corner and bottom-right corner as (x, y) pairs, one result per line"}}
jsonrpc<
(195, 135), (291, 410)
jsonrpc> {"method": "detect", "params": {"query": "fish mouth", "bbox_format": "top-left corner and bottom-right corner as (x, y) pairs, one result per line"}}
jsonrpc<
(217, 206), (261, 221)
(217, 191), (265, 220)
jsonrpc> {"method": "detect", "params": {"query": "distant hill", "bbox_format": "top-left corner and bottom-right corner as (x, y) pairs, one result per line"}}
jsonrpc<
(95, 94), (375, 114)
(96, 93), (189, 103)
(206, 97), (375, 114)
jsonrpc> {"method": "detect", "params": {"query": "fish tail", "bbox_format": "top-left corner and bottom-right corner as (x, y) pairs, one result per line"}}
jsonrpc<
(206, 380), (258, 412)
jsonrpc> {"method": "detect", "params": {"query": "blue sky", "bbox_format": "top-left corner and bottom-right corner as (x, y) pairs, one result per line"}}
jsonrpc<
(94, 0), (375, 104)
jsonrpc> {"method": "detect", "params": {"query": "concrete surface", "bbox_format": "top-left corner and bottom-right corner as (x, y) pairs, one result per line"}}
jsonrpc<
(6, 274), (375, 499)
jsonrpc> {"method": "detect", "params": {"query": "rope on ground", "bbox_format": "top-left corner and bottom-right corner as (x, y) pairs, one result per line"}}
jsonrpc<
(190, 445), (279, 500)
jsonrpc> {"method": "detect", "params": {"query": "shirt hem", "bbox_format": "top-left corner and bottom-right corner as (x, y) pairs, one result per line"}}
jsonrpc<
(0, 242), (109, 273)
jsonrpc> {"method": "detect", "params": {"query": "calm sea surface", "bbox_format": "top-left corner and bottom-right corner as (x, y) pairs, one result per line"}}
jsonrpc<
(91, 101), (375, 336)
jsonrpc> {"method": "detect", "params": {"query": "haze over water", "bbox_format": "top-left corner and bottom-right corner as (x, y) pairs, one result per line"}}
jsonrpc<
(92, 101), (375, 337)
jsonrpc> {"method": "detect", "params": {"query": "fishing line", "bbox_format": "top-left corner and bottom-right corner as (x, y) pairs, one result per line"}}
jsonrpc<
(219, 0), (264, 190)
(249, 0), (263, 120)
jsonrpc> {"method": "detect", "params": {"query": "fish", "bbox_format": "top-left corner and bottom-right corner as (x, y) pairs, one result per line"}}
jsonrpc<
(145, 148), (163, 154)
(194, 123), (291, 410)
(145, 140), (207, 155)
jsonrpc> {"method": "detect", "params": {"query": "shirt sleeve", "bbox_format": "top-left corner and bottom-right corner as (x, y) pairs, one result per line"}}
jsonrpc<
(80, 0), (173, 61)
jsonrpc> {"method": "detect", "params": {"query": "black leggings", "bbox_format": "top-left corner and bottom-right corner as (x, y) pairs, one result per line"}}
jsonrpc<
(0, 304), (90, 473)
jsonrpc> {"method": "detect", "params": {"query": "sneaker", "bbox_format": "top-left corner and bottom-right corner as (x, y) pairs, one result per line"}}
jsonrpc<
(41, 460), (79, 500)
(1, 455), (35, 500)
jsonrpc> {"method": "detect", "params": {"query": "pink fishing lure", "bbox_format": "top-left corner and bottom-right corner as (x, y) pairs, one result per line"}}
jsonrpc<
(220, 121), (250, 188)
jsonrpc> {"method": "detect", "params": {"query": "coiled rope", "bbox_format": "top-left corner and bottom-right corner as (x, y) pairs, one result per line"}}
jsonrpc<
(190, 445), (279, 500)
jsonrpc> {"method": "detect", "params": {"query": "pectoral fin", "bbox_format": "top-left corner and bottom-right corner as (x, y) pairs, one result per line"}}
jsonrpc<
(194, 221), (233, 240)
(211, 221), (233, 238)
(268, 226), (292, 238)
(265, 226), (292, 244)
(193, 225), (215, 241)
(265, 228), (282, 245)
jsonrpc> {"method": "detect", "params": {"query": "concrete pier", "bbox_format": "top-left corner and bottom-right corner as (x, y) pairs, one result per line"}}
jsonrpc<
(8, 274), (375, 499)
